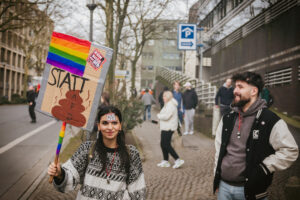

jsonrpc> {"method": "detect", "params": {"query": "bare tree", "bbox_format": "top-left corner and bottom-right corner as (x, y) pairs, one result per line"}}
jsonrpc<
(16, 0), (70, 97)
(0, 0), (54, 33)
(97, 0), (130, 97)
(121, 0), (171, 91)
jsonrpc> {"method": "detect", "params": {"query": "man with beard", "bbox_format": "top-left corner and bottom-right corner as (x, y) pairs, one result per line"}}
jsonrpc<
(213, 71), (298, 200)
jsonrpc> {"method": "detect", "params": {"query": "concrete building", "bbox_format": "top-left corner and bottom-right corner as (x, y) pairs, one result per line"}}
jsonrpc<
(187, 0), (300, 116)
(0, 2), (53, 101)
(140, 19), (183, 90)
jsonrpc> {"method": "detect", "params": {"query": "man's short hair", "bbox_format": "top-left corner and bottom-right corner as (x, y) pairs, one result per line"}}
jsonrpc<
(231, 71), (264, 94)
(145, 88), (149, 93)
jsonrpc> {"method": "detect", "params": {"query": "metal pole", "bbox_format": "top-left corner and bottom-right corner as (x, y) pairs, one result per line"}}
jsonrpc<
(87, 3), (97, 42)
(89, 9), (94, 42)
(197, 27), (204, 80)
(199, 37), (203, 80)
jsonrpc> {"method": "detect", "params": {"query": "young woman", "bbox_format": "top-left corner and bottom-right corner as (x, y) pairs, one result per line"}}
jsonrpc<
(157, 91), (184, 169)
(48, 106), (146, 200)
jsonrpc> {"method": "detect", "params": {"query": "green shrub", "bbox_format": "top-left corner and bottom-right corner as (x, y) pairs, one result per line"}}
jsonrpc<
(111, 95), (144, 133)
(11, 93), (27, 104)
(0, 96), (10, 105)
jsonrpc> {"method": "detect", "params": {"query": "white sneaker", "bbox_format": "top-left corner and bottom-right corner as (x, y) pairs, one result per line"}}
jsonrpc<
(173, 159), (184, 169)
(189, 131), (194, 135)
(183, 132), (189, 135)
(157, 160), (171, 167)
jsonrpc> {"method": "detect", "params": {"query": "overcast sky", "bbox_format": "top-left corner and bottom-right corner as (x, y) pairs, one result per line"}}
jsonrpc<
(53, 0), (198, 42)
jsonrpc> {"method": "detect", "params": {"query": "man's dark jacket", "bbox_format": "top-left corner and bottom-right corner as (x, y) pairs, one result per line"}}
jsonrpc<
(182, 88), (198, 109)
(215, 86), (234, 106)
(214, 109), (280, 200)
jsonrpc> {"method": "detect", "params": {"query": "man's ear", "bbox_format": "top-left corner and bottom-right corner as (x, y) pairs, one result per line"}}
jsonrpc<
(251, 87), (258, 97)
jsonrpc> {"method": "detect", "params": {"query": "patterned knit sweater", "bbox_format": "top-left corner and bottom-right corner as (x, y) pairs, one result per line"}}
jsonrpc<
(53, 141), (146, 200)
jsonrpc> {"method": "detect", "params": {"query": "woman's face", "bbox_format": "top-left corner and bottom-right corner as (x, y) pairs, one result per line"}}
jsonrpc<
(98, 113), (122, 141)
(163, 93), (169, 103)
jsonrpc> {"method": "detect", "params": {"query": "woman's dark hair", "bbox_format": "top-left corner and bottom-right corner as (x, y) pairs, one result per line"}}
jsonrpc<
(231, 71), (264, 95)
(96, 105), (130, 178)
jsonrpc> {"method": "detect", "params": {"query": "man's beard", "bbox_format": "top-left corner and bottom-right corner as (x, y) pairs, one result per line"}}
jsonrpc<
(232, 96), (250, 108)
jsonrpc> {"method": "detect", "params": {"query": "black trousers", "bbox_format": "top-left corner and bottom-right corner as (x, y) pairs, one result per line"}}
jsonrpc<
(160, 130), (179, 161)
(29, 103), (36, 121)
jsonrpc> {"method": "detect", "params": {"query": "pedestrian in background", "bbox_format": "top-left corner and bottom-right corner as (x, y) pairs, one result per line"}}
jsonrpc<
(182, 81), (198, 135)
(158, 86), (169, 109)
(213, 71), (298, 200)
(172, 81), (184, 124)
(27, 85), (36, 123)
(48, 106), (146, 199)
(157, 91), (184, 169)
(141, 88), (156, 121)
(260, 86), (273, 108)
(215, 78), (234, 116)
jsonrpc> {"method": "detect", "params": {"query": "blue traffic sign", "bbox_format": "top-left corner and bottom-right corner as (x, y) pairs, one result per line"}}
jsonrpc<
(178, 24), (197, 50)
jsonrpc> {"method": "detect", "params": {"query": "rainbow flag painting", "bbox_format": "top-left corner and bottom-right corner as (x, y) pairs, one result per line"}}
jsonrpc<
(46, 32), (91, 77)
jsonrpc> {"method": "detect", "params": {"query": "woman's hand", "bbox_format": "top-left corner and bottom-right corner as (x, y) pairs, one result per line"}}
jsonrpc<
(48, 162), (62, 178)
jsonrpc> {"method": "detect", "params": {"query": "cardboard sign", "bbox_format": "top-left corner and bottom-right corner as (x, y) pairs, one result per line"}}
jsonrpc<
(36, 32), (113, 131)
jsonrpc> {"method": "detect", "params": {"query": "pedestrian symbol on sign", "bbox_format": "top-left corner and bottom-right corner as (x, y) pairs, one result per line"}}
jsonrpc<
(181, 26), (194, 39)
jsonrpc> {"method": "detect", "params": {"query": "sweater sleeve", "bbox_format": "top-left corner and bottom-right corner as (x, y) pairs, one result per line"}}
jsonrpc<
(127, 145), (146, 200)
(53, 141), (91, 193)
(262, 119), (298, 173)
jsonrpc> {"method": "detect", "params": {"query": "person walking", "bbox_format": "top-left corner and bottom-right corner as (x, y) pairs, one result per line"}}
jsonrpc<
(141, 88), (156, 121)
(48, 106), (146, 200)
(215, 78), (234, 116)
(182, 82), (198, 135)
(158, 86), (169, 109)
(213, 72), (298, 200)
(157, 91), (184, 169)
(172, 81), (184, 124)
(27, 85), (36, 123)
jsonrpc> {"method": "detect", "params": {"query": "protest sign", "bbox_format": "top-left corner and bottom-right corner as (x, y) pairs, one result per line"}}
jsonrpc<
(36, 32), (113, 132)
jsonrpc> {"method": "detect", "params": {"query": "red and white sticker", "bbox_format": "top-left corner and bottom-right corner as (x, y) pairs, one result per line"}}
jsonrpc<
(88, 49), (106, 70)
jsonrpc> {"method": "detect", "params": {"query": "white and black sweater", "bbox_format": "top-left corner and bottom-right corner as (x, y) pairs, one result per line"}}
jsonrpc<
(53, 141), (146, 200)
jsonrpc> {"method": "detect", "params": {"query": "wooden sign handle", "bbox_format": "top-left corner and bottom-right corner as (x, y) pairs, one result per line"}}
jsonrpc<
(49, 154), (59, 183)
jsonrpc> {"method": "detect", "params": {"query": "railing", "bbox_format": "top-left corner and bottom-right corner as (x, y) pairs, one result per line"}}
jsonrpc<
(156, 66), (217, 108)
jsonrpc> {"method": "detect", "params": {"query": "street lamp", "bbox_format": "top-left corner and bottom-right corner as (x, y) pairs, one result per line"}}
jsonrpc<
(86, 0), (97, 42)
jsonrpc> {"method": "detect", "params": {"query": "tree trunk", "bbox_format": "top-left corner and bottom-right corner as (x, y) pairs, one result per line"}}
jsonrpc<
(131, 59), (137, 90)
(22, 56), (30, 98)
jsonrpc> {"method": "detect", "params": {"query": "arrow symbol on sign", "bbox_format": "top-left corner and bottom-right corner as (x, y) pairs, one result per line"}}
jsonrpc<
(181, 42), (193, 46)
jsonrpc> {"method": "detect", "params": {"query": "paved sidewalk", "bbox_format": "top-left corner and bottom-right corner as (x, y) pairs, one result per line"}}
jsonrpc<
(135, 117), (216, 200)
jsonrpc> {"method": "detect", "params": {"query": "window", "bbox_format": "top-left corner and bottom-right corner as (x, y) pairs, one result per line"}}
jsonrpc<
(1, 48), (5, 62)
(18, 55), (22, 68)
(147, 65), (153, 70)
(148, 40), (154, 46)
(7, 51), (11, 64)
(142, 52), (153, 59)
(1, 32), (6, 44)
(265, 67), (292, 87)
(163, 40), (176, 47)
(163, 53), (181, 60)
(13, 53), (16, 66)
(8, 31), (12, 47)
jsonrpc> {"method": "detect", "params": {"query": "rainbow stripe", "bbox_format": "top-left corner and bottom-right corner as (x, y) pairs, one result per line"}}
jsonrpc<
(56, 122), (66, 155)
(47, 32), (91, 76)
